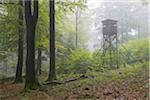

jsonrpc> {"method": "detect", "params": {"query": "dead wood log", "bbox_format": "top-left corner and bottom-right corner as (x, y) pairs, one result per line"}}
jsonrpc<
(45, 75), (88, 85)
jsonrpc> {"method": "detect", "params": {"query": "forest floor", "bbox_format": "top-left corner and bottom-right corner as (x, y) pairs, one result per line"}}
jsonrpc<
(0, 64), (149, 100)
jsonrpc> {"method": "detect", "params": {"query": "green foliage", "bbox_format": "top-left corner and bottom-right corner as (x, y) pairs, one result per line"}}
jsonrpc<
(57, 49), (92, 74)
(91, 38), (149, 70)
(36, 0), (49, 49)
(0, 2), (26, 61)
(91, 49), (102, 69)
(87, 60), (149, 85)
(91, 49), (118, 70)
(35, 0), (87, 51)
(119, 38), (149, 64)
(0, 4), (18, 53)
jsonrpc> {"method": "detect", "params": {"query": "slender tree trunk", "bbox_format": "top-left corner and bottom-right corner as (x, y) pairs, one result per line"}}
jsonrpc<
(25, 0), (39, 89)
(75, 8), (78, 48)
(47, 0), (56, 82)
(74, 0), (79, 48)
(36, 48), (42, 75)
(14, 0), (23, 83)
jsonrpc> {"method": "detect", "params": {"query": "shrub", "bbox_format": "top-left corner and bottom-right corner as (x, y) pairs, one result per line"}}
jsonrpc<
(61, 49), (92, 74)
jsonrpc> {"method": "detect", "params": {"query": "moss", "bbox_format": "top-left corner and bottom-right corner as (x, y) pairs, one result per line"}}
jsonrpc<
(46, 75), (57, 82)
(25, 76), (39, 90)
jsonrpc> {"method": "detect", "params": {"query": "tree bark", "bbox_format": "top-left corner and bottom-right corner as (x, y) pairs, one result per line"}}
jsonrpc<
(14, 0), (23, 83)
(25, 0), (39, 89)
(36, 48), (42, 75)
(47, 0), (56, 82)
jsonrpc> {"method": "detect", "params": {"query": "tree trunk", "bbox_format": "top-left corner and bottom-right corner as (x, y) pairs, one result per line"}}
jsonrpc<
(36, 48), (42, 75)
(75, 7), (79, 48)
(25, 0), (39, 90)
(14, 0), (23, 83)
(47, 0), (56, 82)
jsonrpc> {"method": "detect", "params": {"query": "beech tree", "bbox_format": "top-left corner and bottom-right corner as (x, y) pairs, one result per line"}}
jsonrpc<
(47, 0), (56, 81)
(25, 0), (39, 89)
(14, 0), (24, 83)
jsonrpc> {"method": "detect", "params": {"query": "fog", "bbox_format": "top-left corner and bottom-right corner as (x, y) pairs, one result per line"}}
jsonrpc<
(82, 0), (149, 51)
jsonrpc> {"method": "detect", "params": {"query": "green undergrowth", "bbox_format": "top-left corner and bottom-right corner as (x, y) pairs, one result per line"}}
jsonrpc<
(1, 61), (149, 99)
(45, 61), (149, 98)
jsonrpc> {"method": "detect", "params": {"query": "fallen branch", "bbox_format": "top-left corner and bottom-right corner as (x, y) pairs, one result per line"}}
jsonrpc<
(64, 74), (88, 83)
(45, 75), (88, 85)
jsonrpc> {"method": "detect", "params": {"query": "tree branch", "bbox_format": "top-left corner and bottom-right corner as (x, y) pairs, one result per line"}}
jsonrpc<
(25, 0), (32, 20)
(33, 0), (38, 23)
